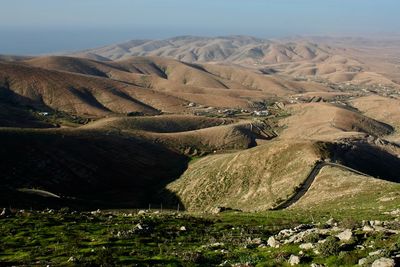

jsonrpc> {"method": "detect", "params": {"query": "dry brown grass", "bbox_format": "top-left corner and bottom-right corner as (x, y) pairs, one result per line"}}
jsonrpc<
(279, 102), (393, 141)
(167, 140), (320, 211)
(291, 166), (400, 210)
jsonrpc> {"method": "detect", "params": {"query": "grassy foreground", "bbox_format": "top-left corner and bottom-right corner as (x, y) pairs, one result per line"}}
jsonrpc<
(1, 208), (400, 266)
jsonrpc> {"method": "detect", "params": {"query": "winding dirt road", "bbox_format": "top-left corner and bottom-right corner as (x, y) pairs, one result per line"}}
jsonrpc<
(272, 161), (370, 210)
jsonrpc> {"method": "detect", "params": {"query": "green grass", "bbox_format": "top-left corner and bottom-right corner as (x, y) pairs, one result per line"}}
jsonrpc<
(1, 208), (400, 266)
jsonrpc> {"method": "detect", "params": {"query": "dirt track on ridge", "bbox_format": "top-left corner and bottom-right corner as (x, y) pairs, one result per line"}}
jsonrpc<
(272, 161), (370, 210)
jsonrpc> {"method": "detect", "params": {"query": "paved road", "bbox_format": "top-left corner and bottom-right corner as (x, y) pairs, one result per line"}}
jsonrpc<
(271, 161), (370, 210)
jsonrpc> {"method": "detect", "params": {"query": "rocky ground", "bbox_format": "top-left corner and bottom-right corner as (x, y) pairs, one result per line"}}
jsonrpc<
(2, 208), (400, 266)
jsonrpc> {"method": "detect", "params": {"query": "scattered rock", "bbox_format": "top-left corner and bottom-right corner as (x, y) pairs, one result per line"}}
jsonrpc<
(138, 210), (146, 215)
(288, 255), (300, 266)
(374, 226), (387, 232)
(371, 257), (395, 267)
(385, 209), (400, 216)
(211, 206), (241, 214)
(267, 236), (280, 248)
(363, 225), (374, 232)
(369, 250), (383, 256)
(299, 243), (314, 250)
(0, 208), (12, 217)
(326, 218), (335, 225)
(90, 209), (101, 215)
(293, 224), (314, 231)
(316, 228), (331, 235)
(279, 228), (295, 237)
(209, 242), (225, 249)
(336, 229), (352, 241)
(250, 238), (262, 245)
(358, 258), (368, 266)
(370, 220), (382, 227)
(67, 257), (76, 262)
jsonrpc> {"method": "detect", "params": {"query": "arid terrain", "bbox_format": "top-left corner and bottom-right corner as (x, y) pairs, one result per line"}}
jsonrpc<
(1, 36), (400, 266)
(1, 36), (400, 210)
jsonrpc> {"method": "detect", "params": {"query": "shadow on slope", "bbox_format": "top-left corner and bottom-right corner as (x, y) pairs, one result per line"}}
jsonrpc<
(323, 141), (400, 183)
(0, 83), (58, 128)
(0, 128), (188, 210)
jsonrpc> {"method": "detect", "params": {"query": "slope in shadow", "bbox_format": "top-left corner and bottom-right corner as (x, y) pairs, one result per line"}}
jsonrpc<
(68, 87), (111, 112)
(0, 82), (50, 111)
(0, 129), (188, 210)
(330, 141), (400, 183)
(0, 84), (57, 128)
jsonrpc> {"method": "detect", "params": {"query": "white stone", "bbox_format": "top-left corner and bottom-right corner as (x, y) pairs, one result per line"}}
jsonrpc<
(374, 226), (386, 232)
(369, 250), (383, 256)
(267, 236), (280, 248)
(210, 242), (225, 248)
(358, 258), (368, 266)
(371, 257), (395, 267)
(336, 229), (353, 241)
(67, 257), (76, 262)
(299, 243), (314, 250)
(363, 225), (374, 232)
(179, 226), (186, 231)
(90, 209), (101, 215)
(279, 229), (294, 237)
(326, 218), (335, 225)
(288, 255), (300, 266)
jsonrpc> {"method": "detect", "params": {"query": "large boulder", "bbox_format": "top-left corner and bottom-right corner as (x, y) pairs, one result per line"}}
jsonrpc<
(336, 229), (353, 241)
(267, 236), (280, 248)
(288, 255), (300, 266)
(371, 257), (395, 267)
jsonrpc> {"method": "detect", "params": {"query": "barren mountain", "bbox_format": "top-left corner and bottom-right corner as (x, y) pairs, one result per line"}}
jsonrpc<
(73, 35), (400, 88)
(1, 37), (400, 213)
(0, 55), (332, 122)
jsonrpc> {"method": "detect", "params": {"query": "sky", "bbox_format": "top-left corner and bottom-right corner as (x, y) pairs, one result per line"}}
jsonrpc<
(0, 0), (399, 55)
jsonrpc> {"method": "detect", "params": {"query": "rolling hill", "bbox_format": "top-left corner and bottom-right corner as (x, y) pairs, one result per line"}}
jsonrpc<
(1, 36), (400, 213)
(0, 54), (334, 124)
(72, 35), (400, 87)
(167, 139), (400, 212)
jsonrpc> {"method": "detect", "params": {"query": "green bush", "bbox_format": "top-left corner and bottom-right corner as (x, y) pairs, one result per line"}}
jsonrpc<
(317, 236), (340, 257)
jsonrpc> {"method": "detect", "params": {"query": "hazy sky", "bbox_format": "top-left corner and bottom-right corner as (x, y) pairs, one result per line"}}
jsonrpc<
(1, 0), (399, 55)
